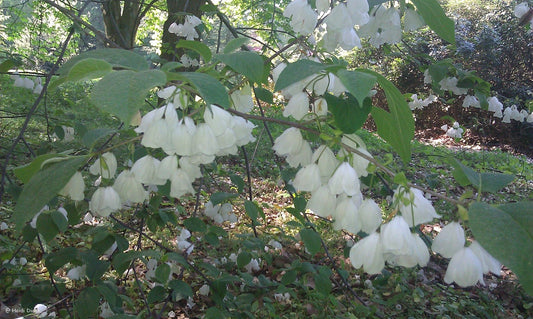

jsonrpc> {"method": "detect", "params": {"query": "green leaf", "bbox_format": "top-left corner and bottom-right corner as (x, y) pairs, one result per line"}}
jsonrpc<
(281, 269), (297, 285)
(147, 286), (167, 304)
(82, 128), (116, 148)
(166, 252), (188, 267)
(66, 58), (112, 82)
(51, 210), (68, 232)
(184, 217), (207, 233)
(161, 61), (183, 72)
(230, 174), (245, 193)
(45, 247), (79, 273)
(237, 251), (252, 268)
(469, 202), (533, 295)
(0, 59), (16, 72)
(314, 267), (332, 295)
(86, 260), (110, 282)
(224, 37), (249, 53)
(58, 48), (149, 75)
(112, 250), (161, 274)
(155, 263), (171, 284)
(244, 200), (260, 224)
(253, 86), (273, 104)
(37, 213), (60, 242)
(479, 172), (515, 193)
(300, 228), (323, 255)
(411, 0), (455, 44)
(452, 160), (515, 193)
(169, 280), (193, 301)
(216, 51), (264, 83)
(362, 70), (414, 163)
(22, 224), (38, 242)
(274, 60), (326, 91)
(205, 307), (226, 319)
(177, 72), (230, 108)
(97, 282), (122, 311)
(74, 287), (100, 319)
(335, 69), (376, 106)
(176, 40), (212, 62)
(210, 192), (238, 205)
(13, 156), (87, 231)
(91, 69), (166, 123)
(325, 93), (372, 134)
(13, 153), (68, 184)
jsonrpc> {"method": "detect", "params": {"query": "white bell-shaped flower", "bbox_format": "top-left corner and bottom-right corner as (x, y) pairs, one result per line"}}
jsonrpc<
(273, 127), (304, 157)
(135, 107), (165, 134)
(346, 0), (370, 25)
(333, 197), (361, 234)
(312, 98), (328, 117)
(113, 170), (148, 204)
(349, 232), (384, 275)
(59, 171), (85, 201)
(169, 169), (195, 198)
(192, 123), (219, 156)
(395, 186), (440, 227)
(488, 96), (504, 118)
(170, 118), (195, 156)
(358, 198), (382, 234)
(292, 164), (322, 192)
(380, 216), (413, 256)
(178, 157), (202, 180)
(444, 247), (485, 287)
(215, 129), (237, 154)
(286, 141), (313, 168)
(141, 117), (170, 150)
(328, 162), (360, 196)
(306, 185), (337, 218)
(514, 2), (530, 19)
(67, 265), (87, 280)
(283, 91), (309, 120)
(462, 95), (480, 108)
(403, 8), (425, 31)
(157, 155), (179, 181)
(131, 155), (166, 185)
(232, 117), (256, 146)
(204, 105), (233, 136)
(283, 0), (318, 35)
(89, 187), (121, 217)
(432, 222), (465, 258)
(387, 233), (429, 268)
(89, 152), (117, 179)
(231, 85), (254, 113)
(469, 241), (501, 275)
(312, 145), (338, 183)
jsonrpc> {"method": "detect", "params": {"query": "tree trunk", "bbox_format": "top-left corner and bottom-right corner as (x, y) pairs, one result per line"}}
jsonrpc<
(160, 0), (206, 62)
(102, 0), (142, 49)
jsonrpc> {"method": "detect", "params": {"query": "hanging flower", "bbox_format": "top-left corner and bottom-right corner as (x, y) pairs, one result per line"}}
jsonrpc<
(292, 163), (322, 192)
(469, 241), (501, 275)
(381, 216), (413, 257)
(333, 196), (361, 234)
(89, 152), (117, 179)
(358, 198), (383, 234)
(283, 92), (309, 120)
(59, 171), (85, 201)
(231, 85), (254, 113)
(273, 128), (304, 157)
(306, 185), (337, 218)
(432, 222), (465, 258)
(349, 232), (385, 274)
(131, 155), (166, 185)
(444, 247), (485, 287)
(283, 0), (318, 36)
(89, 187), (121, 217)
(328, 162), (360, 196)
(394, 186), (440, 227)
(113, 170), (148, 204)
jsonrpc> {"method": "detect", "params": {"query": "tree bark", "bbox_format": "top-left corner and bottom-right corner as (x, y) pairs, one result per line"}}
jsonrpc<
(160, 0), (206, 62)
(102, 0), (142, 49)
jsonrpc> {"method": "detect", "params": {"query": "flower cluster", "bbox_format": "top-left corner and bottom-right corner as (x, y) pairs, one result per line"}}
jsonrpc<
(11, 74), (43, 94)
(441, 121), (464, 139)
(86, 87), (256, 217)
(204, 201), (238, 224)
(433, 222), (501, 287)
(168, 15), (203, 40)
(284, 0), (425, 51)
